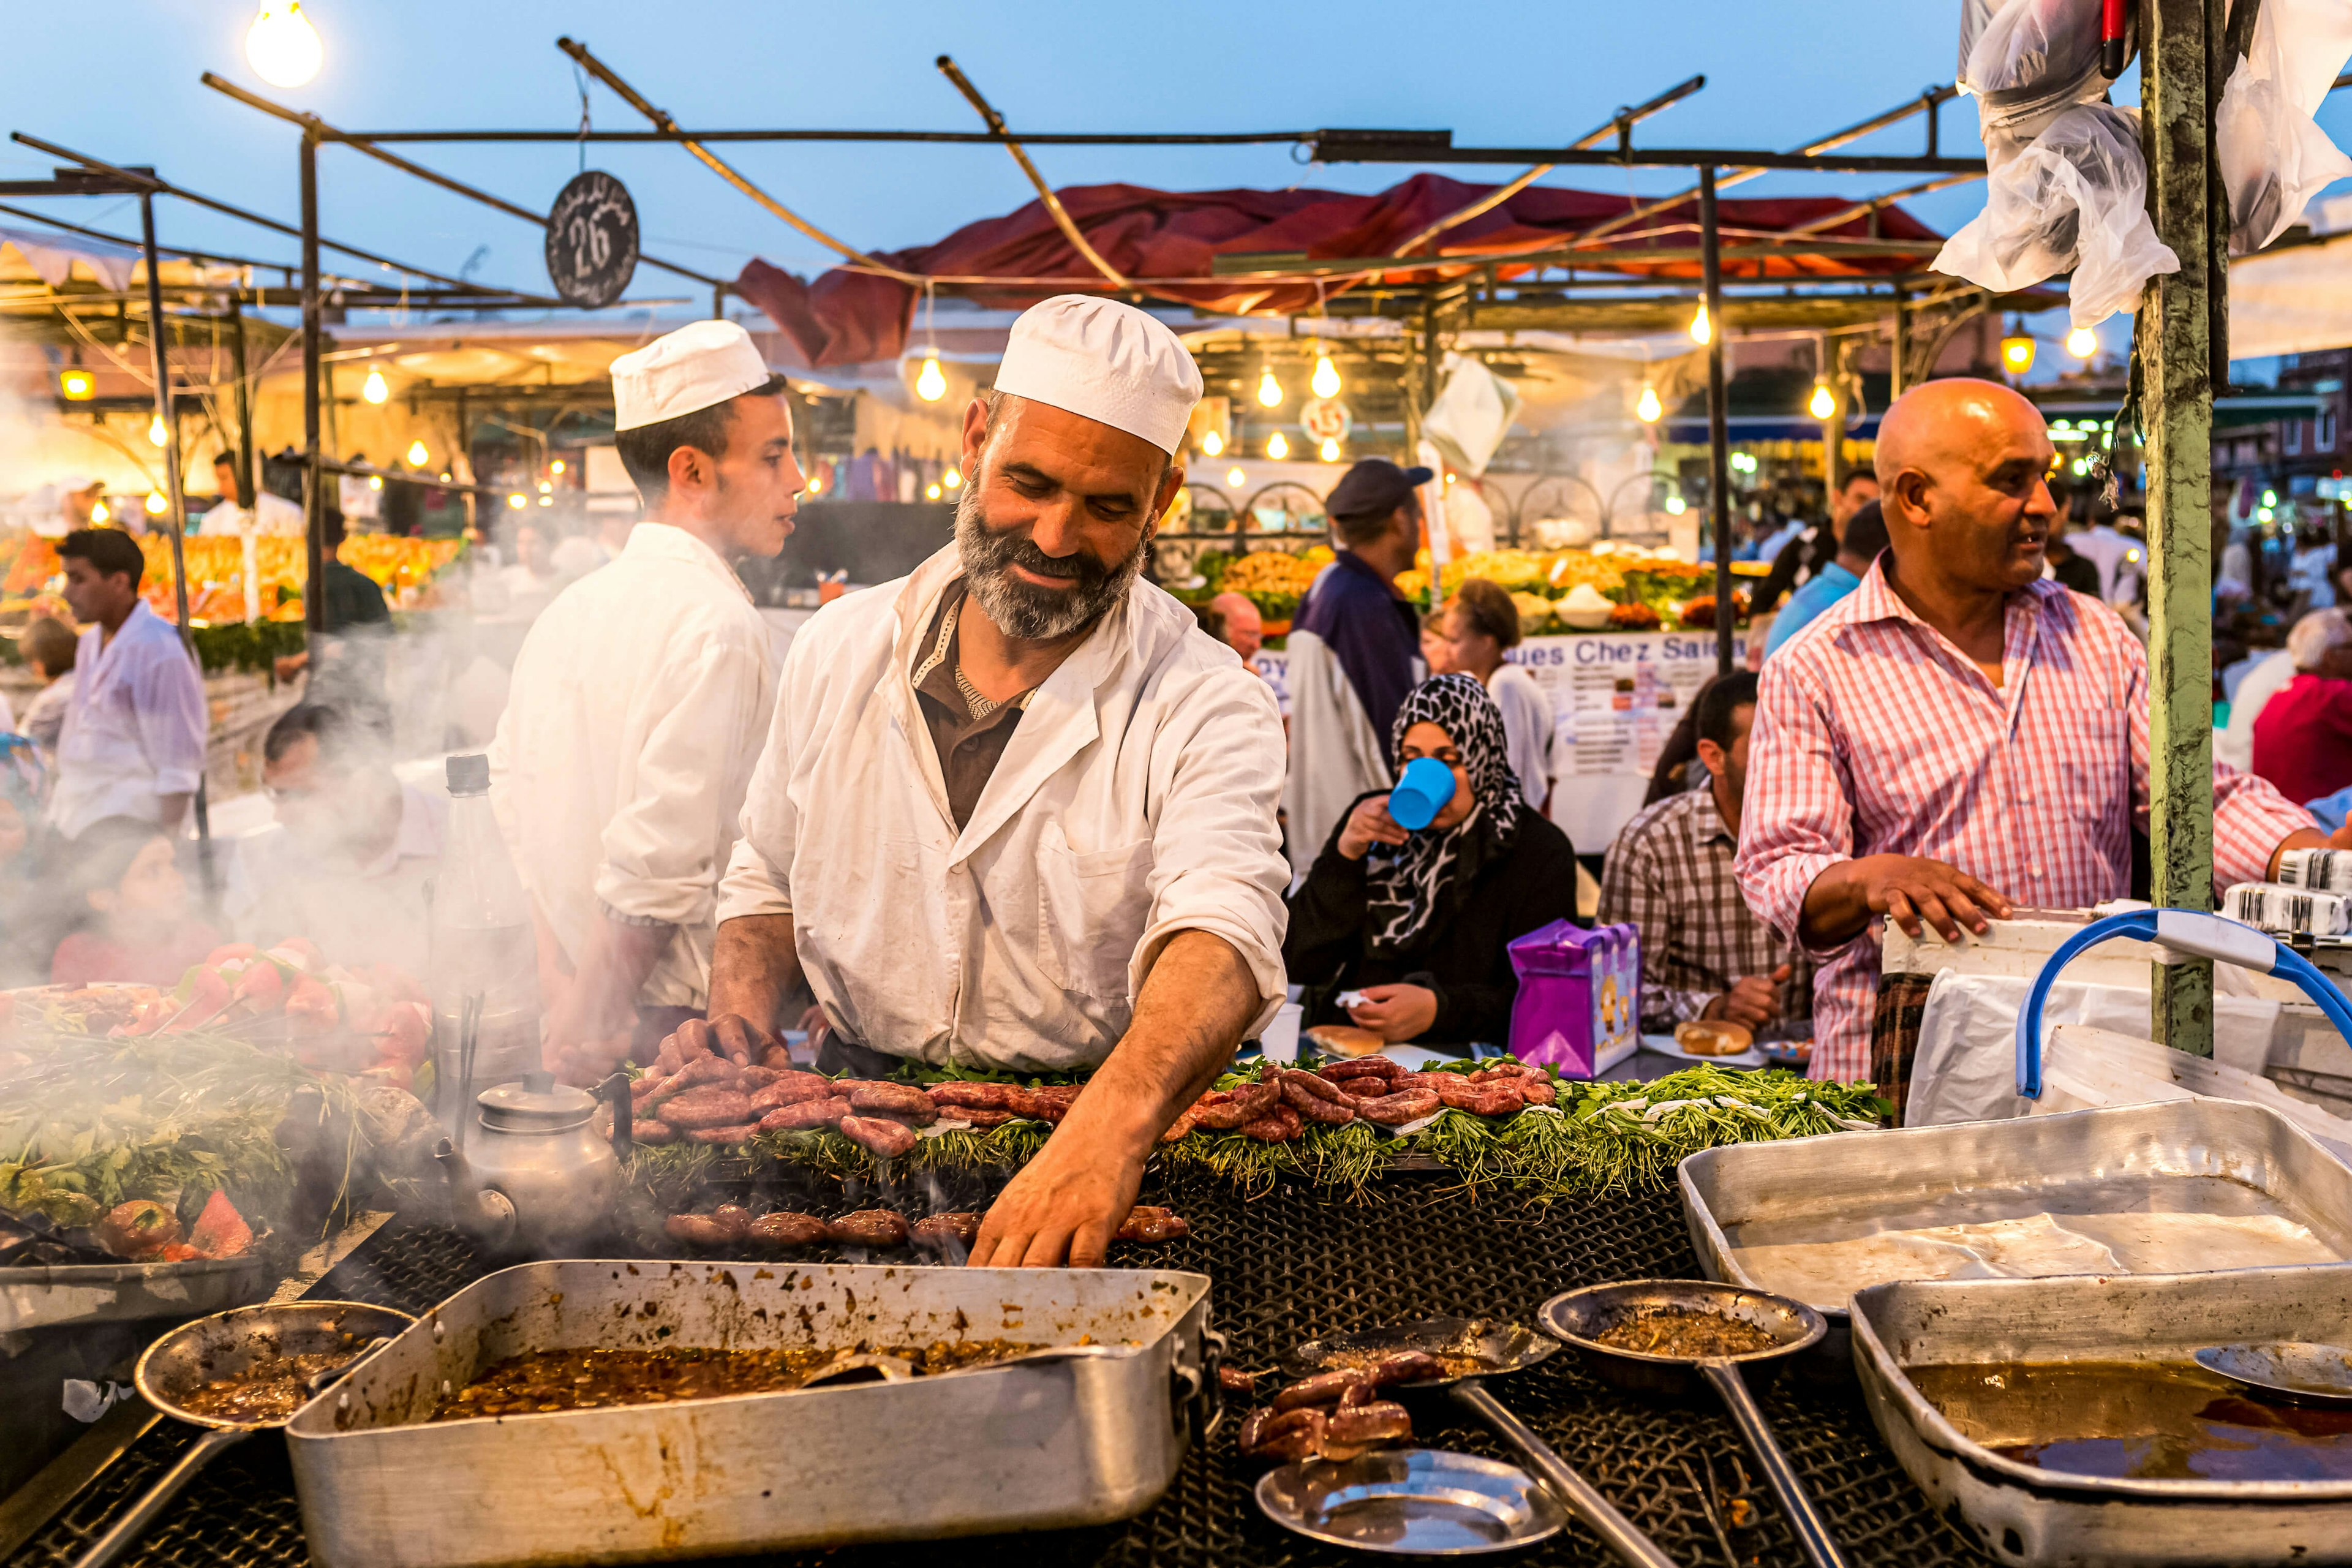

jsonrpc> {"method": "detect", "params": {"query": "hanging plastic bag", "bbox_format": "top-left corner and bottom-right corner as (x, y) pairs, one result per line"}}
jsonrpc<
(1936, 102), (2180, 326)
(2215, 0), (2352, 255)
(1959, 0), (2115, 153)
(1420, 353), (1520, 480)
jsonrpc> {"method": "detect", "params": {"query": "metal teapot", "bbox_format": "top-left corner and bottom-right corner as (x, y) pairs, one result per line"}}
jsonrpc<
(434, 1072), (630, 1254)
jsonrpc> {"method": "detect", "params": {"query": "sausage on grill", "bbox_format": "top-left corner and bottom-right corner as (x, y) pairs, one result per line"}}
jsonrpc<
(758, 1096), (850, 1133)
(1319, 1057), (1404, 1086)
(926, 1081), (1021, 1110)
(826, 1209), (911, 1247)
(685, 1123), (759, 1144)
(1278, 1069), (1360, 1125)
(658, 1085), (760, 1129)
(911, 1212), (983, 1250)
(1326, 1400), (1412, 1444)
(1238, 1102), (1303, 1142)
(1239, 1405), (1327, 1462)
(665, 1213), (731, 1246)
(843, 1080), (938, 1124)
(837, 1114), (919, 1159)
(1194, 1080), (1280, 1130)
(1362, 1351), (1447, 1390)
(749, 1072), (837, 1112)
(1272, 1369), (1367, 1412)
(1114, 1205), (1190, 1243)
(633, 1117), (677, 1145)
(747, 1211), (829, 1248)
(1352, 1087), (1442, 1126)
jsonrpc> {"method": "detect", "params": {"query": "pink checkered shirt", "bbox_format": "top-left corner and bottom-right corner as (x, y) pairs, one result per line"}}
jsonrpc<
(1733, 562), (2313, 1083)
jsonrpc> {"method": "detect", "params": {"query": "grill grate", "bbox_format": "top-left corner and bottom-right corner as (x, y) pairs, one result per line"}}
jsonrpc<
(6, 1170), (1995, 1568)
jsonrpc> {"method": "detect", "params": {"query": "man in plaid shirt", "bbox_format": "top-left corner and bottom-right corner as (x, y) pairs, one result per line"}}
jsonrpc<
(1600, 670), (1801, 1035)
(1735, 379), (2337, 1084)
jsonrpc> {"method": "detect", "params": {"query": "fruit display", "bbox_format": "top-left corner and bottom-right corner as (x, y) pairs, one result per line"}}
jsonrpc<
(1387, 540), (1744, 633)
(0, 532), (466, 625)
(1212, 545), (1332, 625)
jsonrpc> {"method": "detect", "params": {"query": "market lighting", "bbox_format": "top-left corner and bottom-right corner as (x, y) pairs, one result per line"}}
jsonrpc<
(367, 476), (382, 491)
(2066, 325), (2099, 359)
(89, 500), (109, 524)
(145, 490), (167, 516)
(246, 2), (323, 88)
(1226, 466), (1246, 488)
(1635, 384), (1662, 423)
(1807, 380), (1836, 421)
(1319, 437), (1341, 462)
(361, 366), (388, 405)
(941, 467), (961, 489)
(537, 481), (553, 495)
(148, 413), (168, 447)
(1687, 302), (1711, 345)
(549, 459), (565, 475)
(1664, 494), (1687, 514)
(925, 483), (943, 500)
(405, 439), (429, 467)
(1266, 431), (1289, 460)
(914, 355), (948, 402)
(2263, 488), (2278, 507)
(1310, 353), (1342, 399)
(58, 369), (94, 401)
(537, 494), (553, 507)
(507, 493), (525, 509)
(1256, 368), (1284, 408)
(807, 474), (824, 495)
(2258, 505), (2275, 523)
(1201, 429), (1223, 458)
(2000, 331), (2037, 374)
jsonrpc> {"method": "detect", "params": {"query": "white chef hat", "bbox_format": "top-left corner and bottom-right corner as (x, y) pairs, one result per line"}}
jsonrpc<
(992, 296), (1203, 455)
(611, 319), (775, 432)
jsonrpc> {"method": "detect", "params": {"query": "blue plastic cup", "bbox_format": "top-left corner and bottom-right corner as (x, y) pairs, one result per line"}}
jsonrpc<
(1389, 756), (1457, 831)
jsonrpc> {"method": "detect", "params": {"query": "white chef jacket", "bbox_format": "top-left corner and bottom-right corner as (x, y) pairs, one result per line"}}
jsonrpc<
(50, 602), (206, 840)
(199, 491), (305, 538)
(1485, 662), (1556, 810)
(488, 523), (778, 1009)
(717, 545), (1290, 1072)
(225, 782), (447, 973)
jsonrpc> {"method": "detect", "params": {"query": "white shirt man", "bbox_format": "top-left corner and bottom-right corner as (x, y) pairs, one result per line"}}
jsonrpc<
(200, 454), (305, 538)
(488, 320), (800, 1082)
(51, 532), (205, 840)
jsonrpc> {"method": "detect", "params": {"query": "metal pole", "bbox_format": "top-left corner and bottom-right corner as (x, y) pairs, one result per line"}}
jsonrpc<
(1700, 167), (1733, 676)
(301, 130), (325, 638)
(228, 293), (256, 517)
(1891, 285), (1910, 399)
(2142, 0), (2218, 1055)
(1822, 334), (1846, 496)
(139, 192), (211, 876)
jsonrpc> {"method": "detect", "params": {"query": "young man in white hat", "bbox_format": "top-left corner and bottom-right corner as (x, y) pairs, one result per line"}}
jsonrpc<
(489, 320), (802, 1082)
(684, 295), (1288, 1268)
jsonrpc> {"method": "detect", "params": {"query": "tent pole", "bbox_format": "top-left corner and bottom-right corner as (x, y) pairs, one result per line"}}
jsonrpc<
(140, 191), (211, 883)
(1700, 167), (1733, 677)
(229, 292), (256, 521)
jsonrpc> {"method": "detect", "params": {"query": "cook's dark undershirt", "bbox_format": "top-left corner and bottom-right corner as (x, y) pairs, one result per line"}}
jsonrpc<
(913, 582), (1028, 829)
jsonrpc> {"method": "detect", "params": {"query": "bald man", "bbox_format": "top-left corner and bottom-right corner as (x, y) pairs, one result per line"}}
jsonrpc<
(1733, 378), (2337, 1091)
(1207, 590), (1264, 663)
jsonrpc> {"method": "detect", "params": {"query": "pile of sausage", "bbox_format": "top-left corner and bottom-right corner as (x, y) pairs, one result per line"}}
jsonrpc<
(1237, 1352), (1439, 1463)
(1163, 1057), (1556, 1144)
(662, 1204), (1189, 1253)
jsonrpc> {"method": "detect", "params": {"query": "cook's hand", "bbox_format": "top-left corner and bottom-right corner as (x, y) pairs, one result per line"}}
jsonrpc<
(1853, 854), (2012, 943)
(662, 1012), (778, 1067)
(2330, 821), (2352, 852)
(1347, 982), (1438, 1043)
(967, 1121), (1143, 1269)
(1703, 964), (1791, 1031)
(1338, 796), (1409, 860)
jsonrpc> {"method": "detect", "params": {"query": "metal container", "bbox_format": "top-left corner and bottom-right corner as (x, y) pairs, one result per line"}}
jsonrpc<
(0, 1254), (270, 1334)
(1679, 1099), (2352, 1359)
(285, 1259), (1216, 1567)
(1849, 1265), (2352, 1566)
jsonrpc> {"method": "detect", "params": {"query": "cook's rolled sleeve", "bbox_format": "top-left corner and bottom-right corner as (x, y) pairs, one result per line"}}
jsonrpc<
(1732, 654), (1858, 959)
(1129, 662), (1291, 1035)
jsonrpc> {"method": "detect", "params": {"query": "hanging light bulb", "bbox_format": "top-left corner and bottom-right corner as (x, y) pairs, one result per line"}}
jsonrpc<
(1635, 385), (1663, 424)
(537, 494), (552, 507)
(58, 368), (94, 401)
(1311, 352), (1341, 399)
(941, 466), (961, 490)
(148, 412), (168, 447)
(405, 439), (429, 467)
(361, 366), (389, 405)
(507, 494), (527, 510)
(1201, 429), (1224, 458)
(367, 475), (383, 491)
(1226, 466), (1246, 488)
(925, 482), (943, 500)
(550, 459), (565, 476)
(1256, 367), (1284, 408)
(145, 489), (167, 517)
(2000, 326), (2037, 375)
(89, 500), (110, 524)
(1266, 431), (1289, 460)
(537, 481), (553, 496)
(1319, 437), (1342, 462)
(1664, 494), (1687, 515)
(1688, 301), (1711, 345)
(807, 473), (824, 495)
(2065, 325), (2099, 360)
(914, 355), (948, 402)
(246, 2), (323, 88)
(1808, 380), (1837, 421)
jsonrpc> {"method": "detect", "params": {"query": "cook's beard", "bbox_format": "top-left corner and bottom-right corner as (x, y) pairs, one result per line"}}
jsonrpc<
(955, 487), (1144, 642)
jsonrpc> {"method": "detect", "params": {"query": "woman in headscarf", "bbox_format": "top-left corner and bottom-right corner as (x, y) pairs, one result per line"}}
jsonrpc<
(1283, 673), (1580, 1047)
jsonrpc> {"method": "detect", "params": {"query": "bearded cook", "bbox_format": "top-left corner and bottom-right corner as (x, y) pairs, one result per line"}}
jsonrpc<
(683, 297), (1287, 1268)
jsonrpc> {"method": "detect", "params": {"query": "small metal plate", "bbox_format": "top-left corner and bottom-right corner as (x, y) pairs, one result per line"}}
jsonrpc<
(2196, 1342), (2352, 1406)
(1255, 1449), (1566, 1555)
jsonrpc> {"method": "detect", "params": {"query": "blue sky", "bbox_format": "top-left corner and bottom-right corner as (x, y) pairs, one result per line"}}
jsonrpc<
(7, 1), (2350, 354)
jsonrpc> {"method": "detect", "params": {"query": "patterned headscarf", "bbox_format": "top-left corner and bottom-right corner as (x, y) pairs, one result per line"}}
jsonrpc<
(1362, 673), (1526, 959)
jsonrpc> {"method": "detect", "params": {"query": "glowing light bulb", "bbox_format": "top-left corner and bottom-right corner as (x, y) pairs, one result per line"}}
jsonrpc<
(89, 500), (110, 524)
(1688, 302), (1711, 345)
(550, 459), (565, 475)
(507, 494), (526, 510)
(914, 355), (947, 402)
(1808, 381), (1836, 421)
(1635, 385), (1662, 424)
(1202, 429), (1224, 458)
(941, 467), (961, 489)
(1226, 466), (1246, 488)
(1319, 437), (1341, 462)
(537, 480), (552, 495)
(925, 483), (943, 500)
(2000, 333), (2036, 374)
(2066, 325), (2098, 360)
(807, 474), (824, 495)
(58, 369), (94, 401)
(246, 2), (323, 88)
(367, 476), (382, 491)
(148, 413), (168, 447)
(406, 439), (429, 467)
(537, 494), (552, 507)
(145, 490), (167, 517)
(1665, 494), (1687, 515)
(1311, 353), (1341, 399)
(1266, 431), (1289, 460)
(361, 366), (388, 405)
(1256, 368), (1283, 408)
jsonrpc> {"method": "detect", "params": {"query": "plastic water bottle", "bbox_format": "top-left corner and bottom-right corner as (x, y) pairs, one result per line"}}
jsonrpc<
(428, 753), (542, 1139)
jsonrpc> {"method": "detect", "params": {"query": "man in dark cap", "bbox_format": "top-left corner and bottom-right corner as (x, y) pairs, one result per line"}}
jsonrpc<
(1282, 458), (1430, 875)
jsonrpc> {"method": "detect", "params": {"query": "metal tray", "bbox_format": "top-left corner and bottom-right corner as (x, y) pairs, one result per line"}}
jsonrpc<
(0, 1253), (270, 1333)
(1679, 1099), (2352, 1356)
(1850, 1265), (2352, 1566)
(285, 1258), (1216, 1567)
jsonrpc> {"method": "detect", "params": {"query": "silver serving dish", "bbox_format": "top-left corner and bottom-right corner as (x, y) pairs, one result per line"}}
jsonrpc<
(286, 1259), (1216, 1567)
(1256, 1449), (1567, 1555)
(1679, 1100), (2352, 1359)
(1850, 1265), (2352, 1566)
(0, 1254), (270, 1333)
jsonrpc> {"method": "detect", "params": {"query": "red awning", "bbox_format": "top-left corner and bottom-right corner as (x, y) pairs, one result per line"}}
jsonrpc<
(733, 172), (1944, 368)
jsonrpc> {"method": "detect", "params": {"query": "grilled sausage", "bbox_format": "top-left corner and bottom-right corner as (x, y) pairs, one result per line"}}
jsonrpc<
(837, 1114), (919, 1159)
(709, 1204), (753, 1239)
(685, 1122), (759, 1144)
(758, 1096), (851, 1133)
(1279, 1069), (1359, 1125)
(1320, 1056), (1404, 1085)
(826, 1209), (911, 1247)
(748, 1072), (837, 1112)
(1240, 1406), (1327, 1462)
(747, 1211), (829, 1248)
(1114, 1206), (1191, 1243)
(926, 1081), (1020, 1110)
(843, 1080), (938, 1124)
(944, 1106), (1021, 1129)
(1238, 1102), (1304, 1142)
(633, 1117), (677, 1145)
(1218, 1365), (1257, 1396)
(911, 1212), (983, 1250)
(1194, 1080), (1280, 1130)
(1326, 1400), (1412, 1445)
(1272, 1369), (1368, 1412)
(1363, 1351), (1447, 1390)
(1014, 1084), (1082, 1123)
(665, 1213), (731, 1246)
(659, 1086), (761, 1129)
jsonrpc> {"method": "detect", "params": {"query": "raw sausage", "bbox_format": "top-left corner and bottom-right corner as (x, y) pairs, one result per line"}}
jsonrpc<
(843, 1080), (938, 1124)
(748, 1072), (836, 1112)
(837, 1114), (919, 1159)
(1159, 1103), (1201, 1143)
(826, 1209), (911, 1247)
(926, 1082), (1021, 1110)
(1427, 1076), (1523, 1117)
(911, 1212), (982, 1250)
(1238, 1103), (1303, 1142)
(1353, 1086), (1441, 1125)
(1015, 1084), (1082, 1123)
(1114, 1206), (1191, 1243)
(633, 1118), (677, 1145)
(1518, 1076), (1558, 1106)
(685, 1123), (758, 1144)
(1194, 1080), (1280, 1130)
(1278, 1069), (1359, 1125)
(747, 1211), (829, 1248)
(658, 1085), (759, 1129)
(1320, 1057), (1404, 1086)
(759, 1096), (851, 1133)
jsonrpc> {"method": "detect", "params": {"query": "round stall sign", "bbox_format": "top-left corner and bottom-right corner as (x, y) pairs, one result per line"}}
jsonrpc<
(1300, 396), (1353, 445)
(544, 171), (639, 308)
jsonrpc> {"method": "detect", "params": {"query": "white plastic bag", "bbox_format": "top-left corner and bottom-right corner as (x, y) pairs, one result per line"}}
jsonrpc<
(2215, 0), (2352, 254)
(1420, 354), (1520, 480)
(1959, 0), (2114, 151)
(1934, 103), (2180, 326)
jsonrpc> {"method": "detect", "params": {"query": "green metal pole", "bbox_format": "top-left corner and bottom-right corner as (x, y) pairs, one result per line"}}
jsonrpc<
(2143, 0), (2218, 1055)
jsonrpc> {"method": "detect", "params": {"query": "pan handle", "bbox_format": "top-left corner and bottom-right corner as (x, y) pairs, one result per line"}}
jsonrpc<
(1450, 1381), (1681, 1568)
(70, 1425), (252, 1568)
(1700, 1362), (1850, 1568)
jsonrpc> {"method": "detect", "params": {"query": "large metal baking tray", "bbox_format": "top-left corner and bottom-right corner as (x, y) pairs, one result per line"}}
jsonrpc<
(0, 1253), (270, 1333)
(285, 1258), (1215, 1567)
(1850, 1264), (2352, 1566)
(1679, 1099), (2352, 1351)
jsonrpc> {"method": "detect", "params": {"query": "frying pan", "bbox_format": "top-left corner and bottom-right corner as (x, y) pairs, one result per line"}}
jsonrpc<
(70, 1300), (413, 1568)
(1289, 1317), (1679, 1568)
(1540, 1280), (1846, 1568)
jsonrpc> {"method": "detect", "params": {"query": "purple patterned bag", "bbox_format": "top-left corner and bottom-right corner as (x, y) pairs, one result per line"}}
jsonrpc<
(1506, 920), (1640, 1079)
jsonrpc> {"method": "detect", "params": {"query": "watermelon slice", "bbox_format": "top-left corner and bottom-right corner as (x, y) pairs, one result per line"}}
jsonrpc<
(187, 1189), (254, 1259)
